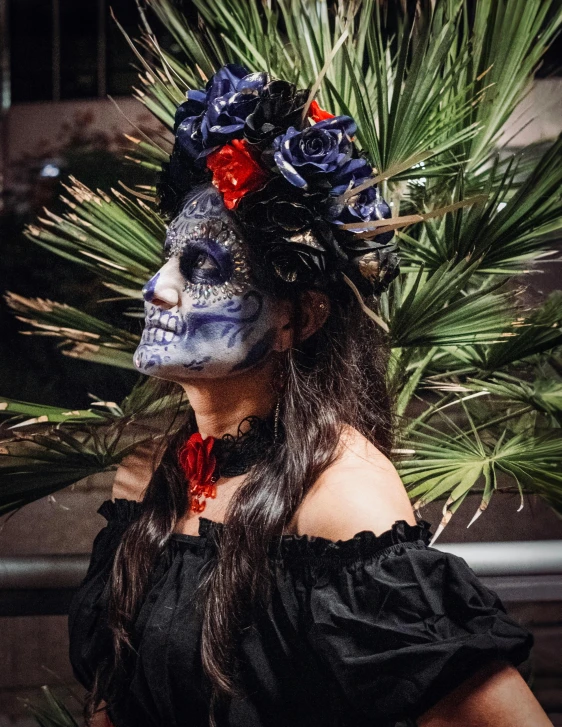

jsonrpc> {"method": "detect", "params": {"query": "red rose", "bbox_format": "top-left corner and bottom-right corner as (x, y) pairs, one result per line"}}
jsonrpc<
(206, 139), (269, 210)
(309, 100), (335, 122)
(178, 432), (217, 485)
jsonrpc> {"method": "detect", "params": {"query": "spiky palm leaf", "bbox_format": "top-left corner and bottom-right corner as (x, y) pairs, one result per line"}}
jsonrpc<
(400, 398), (562, 541)
(0, 421), (159, 514)
(21, 685), (81, 727)
(2, 0), (562, 538)
(5, 293), (140, 369)
(24, 178), (164, 290)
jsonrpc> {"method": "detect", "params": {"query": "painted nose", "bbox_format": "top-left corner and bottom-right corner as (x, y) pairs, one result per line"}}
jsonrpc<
(142, 271), (180, 309)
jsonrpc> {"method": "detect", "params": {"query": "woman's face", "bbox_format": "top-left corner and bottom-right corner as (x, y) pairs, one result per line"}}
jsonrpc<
(134, 185), (281, 381)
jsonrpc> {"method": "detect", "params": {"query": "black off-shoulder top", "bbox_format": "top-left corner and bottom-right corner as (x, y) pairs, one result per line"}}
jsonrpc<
(68, 499), (533, 727)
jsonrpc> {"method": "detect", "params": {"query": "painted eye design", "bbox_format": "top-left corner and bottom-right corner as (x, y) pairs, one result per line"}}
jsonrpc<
(165, 218), (252, 301)
(179, 246), (225, 285)
(193, 253), (219, 272)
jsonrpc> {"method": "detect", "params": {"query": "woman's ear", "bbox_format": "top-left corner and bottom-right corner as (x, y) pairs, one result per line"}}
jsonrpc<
(297, 290), (330, 342)
(271, 298), (295, 352)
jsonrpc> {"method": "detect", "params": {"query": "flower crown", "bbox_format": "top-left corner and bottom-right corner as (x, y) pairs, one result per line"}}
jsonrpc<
(158, 63), (399, 299)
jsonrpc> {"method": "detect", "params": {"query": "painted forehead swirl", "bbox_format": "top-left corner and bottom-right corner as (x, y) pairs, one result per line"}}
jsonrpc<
(163, 187), (252, 302)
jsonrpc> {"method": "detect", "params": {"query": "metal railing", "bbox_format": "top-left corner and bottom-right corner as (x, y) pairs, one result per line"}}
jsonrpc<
(0, 541), (561, 616)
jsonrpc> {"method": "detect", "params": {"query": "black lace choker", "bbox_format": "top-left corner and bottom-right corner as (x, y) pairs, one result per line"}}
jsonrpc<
(178, 413), (278, 513)
(212, 414), (276, 478)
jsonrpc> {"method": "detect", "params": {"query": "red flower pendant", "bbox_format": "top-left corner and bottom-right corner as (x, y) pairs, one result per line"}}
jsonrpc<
(178, 432), (218, 513)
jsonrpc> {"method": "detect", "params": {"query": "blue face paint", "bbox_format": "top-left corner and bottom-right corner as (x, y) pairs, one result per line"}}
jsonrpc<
(142, 271), (160, 302)
(134, 185), (281, 381)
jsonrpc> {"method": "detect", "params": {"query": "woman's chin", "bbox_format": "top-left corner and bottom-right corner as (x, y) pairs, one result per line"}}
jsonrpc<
(133, 341), (277, 382)
(133, 355), (239, 382)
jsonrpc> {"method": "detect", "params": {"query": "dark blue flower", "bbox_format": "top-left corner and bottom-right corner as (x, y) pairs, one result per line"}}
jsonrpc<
(175, 66), (270, 157)
(333, 185), (394, 243)
(272, 116), (356, 189)
(173, 91), (206, 132)
(325, 157), (394, 243)
(201, 79), (268, 148)
(174, 89), (207, 157)
(202, 66), (269, 148)
(176, 113), (205, 159)
(204, 64), (250, 105)
(329, 157), (372, 195)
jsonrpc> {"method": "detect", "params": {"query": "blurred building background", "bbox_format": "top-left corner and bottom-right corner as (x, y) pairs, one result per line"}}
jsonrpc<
(0, 1), (561, 725)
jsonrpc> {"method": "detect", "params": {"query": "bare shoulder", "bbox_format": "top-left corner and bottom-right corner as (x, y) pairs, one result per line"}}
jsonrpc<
(289, 425), (416, 541)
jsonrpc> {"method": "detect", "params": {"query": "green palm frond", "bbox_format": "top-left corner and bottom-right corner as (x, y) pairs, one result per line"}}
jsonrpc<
(21, 685), (80, 727)
(119, 376), (186, 418)
(419, 291), (562, 378)
(5, 293), (140, 369)
(388, 258), (513, 348)
(0, 418), (163, 515)
(466, 0), (562, 174)
(0, 398), (104, 427)
(462, 373), (562, 422)
(471, 137), (562, 269)
(401, 137), (562, 273)
(146, 0), (223, 78)
(131, 67), (181, 133)
(399, 400), (562, 540)
(24, 178), (164, 291)
(478, 291), (562, 370)
(0, 379), (186, 515)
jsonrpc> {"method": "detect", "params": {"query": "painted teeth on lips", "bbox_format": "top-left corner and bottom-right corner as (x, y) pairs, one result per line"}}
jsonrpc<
(144, 318), (179, 334)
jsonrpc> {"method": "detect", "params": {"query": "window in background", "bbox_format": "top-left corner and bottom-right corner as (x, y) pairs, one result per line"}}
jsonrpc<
(60, 0), (98, 100)
(106, 0), (140, 96)
(9, 0), (52, 102)
(7, 0), (140, 104)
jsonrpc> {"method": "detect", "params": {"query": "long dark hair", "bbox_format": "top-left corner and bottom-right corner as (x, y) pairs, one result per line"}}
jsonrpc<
(85, 281), (395, 724)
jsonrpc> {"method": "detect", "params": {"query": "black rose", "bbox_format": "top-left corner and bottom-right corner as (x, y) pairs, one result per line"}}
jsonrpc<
(244, 81), (309, 148)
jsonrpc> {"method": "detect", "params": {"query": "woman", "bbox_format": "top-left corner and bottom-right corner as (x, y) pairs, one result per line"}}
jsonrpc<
(68, 65), (551, 727)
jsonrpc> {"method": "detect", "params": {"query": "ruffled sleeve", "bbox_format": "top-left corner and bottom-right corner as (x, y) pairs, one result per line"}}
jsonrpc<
(292, 521), (533, 725)
(68, 498), (143, 690)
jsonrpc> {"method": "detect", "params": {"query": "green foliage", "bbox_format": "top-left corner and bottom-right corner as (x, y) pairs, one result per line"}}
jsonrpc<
(21, 685), (81, 727)
(2, 0), (562, 538)
(23, 177), (164, 289)
(6, 292), (140, 369)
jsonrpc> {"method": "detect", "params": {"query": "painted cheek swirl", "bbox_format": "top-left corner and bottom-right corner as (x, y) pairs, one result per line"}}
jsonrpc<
(141, 291), (264, 348)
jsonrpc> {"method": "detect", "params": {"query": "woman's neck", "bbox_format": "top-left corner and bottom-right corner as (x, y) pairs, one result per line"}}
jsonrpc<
(179, 359), (277, 439)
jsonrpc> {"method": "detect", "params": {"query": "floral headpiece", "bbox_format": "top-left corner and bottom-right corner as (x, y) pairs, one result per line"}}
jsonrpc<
(158, 64), (399, 300)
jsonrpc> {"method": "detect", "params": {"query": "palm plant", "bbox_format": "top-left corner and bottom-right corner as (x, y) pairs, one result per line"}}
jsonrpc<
(21, 685), (81, 727)
(2, 0), (561, 541)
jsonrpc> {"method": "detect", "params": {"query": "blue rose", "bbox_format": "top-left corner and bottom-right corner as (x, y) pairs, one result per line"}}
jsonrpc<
(175, 66), (270, 157)
(204, 64), (250, 105)
(273, 116), (356, 189)
(333, 185), (393, 243)
(326, 157), (394, 243)
(176, 113), (205, 159)
(329, 157), (372, 196)
(201, 74), (268, 148)
(174, 89), (207, 157)
(173, 90), (206, 131)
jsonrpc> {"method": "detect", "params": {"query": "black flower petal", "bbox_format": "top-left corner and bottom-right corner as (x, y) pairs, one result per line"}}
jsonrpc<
(244, 81), (309, 147)
(235, 176), (330, 233)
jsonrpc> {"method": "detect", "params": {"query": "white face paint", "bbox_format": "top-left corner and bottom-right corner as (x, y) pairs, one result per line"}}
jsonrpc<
(134, 184), (280, 381)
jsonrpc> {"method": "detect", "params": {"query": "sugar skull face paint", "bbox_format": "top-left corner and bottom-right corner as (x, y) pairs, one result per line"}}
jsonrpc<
(134, 184), (280, 381)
